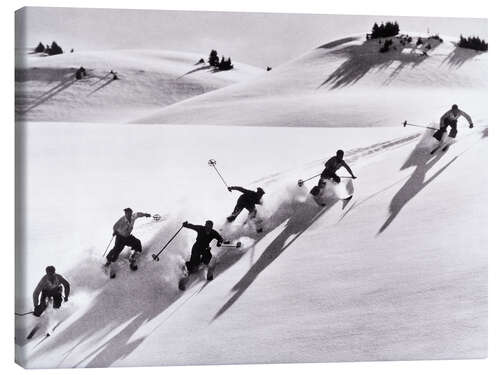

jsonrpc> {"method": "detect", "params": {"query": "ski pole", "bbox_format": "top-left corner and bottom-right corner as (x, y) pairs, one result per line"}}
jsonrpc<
(15, 311), (34, 316)
(298, 174), (356, 186)
(297, 173), (321, 186)
(402, 120), (438, 130)
(152, 226), (184, 261)
(102, 235), (115, 257)
(208, 159), (230, 190)
(220, 241), (242, 249)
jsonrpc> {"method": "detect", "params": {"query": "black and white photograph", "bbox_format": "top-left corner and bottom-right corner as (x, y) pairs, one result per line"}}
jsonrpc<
(14, 5), (487, 369)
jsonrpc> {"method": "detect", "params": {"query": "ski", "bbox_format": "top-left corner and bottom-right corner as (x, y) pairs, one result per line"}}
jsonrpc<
(430, 145), (441, 155)
(179, 241), (242, 290)
(105, 253), (139, 279)
(431, 142), (452, 155)
(342, 195), (354, 210)
(26, 325), (39, 340)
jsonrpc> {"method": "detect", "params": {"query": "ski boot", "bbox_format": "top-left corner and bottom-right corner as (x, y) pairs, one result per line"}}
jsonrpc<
(129, 251), (138, 271)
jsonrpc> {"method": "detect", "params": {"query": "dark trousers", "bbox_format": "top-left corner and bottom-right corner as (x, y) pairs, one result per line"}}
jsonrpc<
(433, 118), (458, 141)
(320, 169), (341, 183)
(34, 287), (63, 317)
(106, 234), (142, 263)
(227, 203), (256, 222)
(186, 244), (212, 273)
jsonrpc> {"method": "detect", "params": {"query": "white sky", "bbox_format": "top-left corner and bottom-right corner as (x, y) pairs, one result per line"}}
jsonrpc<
(16, 7), (487, 69)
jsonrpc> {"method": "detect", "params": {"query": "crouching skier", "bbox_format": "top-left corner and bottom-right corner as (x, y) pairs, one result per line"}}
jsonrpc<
(312, 149), (356, 195)
(104, 207), (151, 277)
(434, 104), (474, 142)
(180, 220), (224, 288)
(33, 265), (70, 317)
(226, 186), (265, 232)
(310, 150), (356, 206)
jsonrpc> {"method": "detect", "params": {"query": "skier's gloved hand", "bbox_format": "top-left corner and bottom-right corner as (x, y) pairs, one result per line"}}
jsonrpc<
(145, 213), (151, 218)
(182, 221), (189, 227)
(113, 231), (118, 237)
(227, 187), (233, 192)
(352, 176), (357, 179)
(469, 123), (474, 129)
(64, 296), (69, 302)
(216, 241), (222, 247)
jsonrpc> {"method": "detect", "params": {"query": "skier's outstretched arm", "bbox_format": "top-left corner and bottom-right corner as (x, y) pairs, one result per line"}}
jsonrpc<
(112, 219), (121, 235)
(212, 230), (224, 246)
(32, 277), (44, 307)
(342, 161), (356, 178)
(135, 212), (151, 219)
(228, 186), (252, 194)
(59, 275), (71, 301)
(182, 222), (202, 231)
(460, 110), (474, 128)
(439, 111), (448, 127)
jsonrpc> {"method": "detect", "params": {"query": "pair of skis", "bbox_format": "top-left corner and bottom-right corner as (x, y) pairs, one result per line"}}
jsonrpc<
(178, 241), (242, 291)
(430, 143), (451, 155)
(104, 251), (139, 279)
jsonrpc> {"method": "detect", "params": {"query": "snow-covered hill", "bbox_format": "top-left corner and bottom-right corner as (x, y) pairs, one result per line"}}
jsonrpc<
(15, 123), (487, 368)
(15, 49), (263, 122)
(15, 33), (487, 368)
(134, 34), (487, 127)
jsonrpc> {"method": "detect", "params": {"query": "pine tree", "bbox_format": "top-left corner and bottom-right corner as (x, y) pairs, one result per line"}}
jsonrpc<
(208, 49), (219, 67)
(48, 41), (63, 55)
(34, 42), (45, 53)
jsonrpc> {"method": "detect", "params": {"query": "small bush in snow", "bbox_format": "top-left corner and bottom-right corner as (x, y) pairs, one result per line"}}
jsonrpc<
(218, 56), (233, 71)
(458, 35), (488, 51)
(429, 34), (443, 43)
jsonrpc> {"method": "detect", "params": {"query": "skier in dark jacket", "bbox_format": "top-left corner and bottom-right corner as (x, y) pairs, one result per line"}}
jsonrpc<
(183, 220), (224, 274)
(312, 150), (356, 196)
(33, 266), (70, 317)
(433, 104), (474, 141)
(226, 186), (265, 223)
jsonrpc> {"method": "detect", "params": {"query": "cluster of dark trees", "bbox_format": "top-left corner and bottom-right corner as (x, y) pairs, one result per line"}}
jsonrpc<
(371, 21), (400, 39)
(34, 41), (63, 55)
(458, 35), (488, 51)
(208, 50), (234, 70)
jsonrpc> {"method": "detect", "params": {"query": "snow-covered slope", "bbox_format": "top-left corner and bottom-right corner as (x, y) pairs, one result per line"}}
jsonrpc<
(15, 33), (487, 368)
(134, 34), (487, 127)
(15, 49), (263, 122)
(16, 122), (487, 368)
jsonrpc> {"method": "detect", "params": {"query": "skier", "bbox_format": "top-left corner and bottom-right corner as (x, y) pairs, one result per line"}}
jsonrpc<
(32, 266), (70, 317)
(310, 149), (356, 202)
(182, 220), (224, 277)
(104, 208), (151, 272)
(226, 186), (265, 224)
(433, 104), (474, 142)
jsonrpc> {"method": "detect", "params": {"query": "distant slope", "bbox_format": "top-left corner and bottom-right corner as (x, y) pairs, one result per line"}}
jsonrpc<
(15, 49), (263, 122)
(134, 34), (487, 127)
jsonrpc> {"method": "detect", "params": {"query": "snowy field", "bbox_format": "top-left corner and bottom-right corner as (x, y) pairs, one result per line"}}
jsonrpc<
(15, 49), (263, 123)
(14, 26), (488, 368)
(16, 121), (487, 367)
